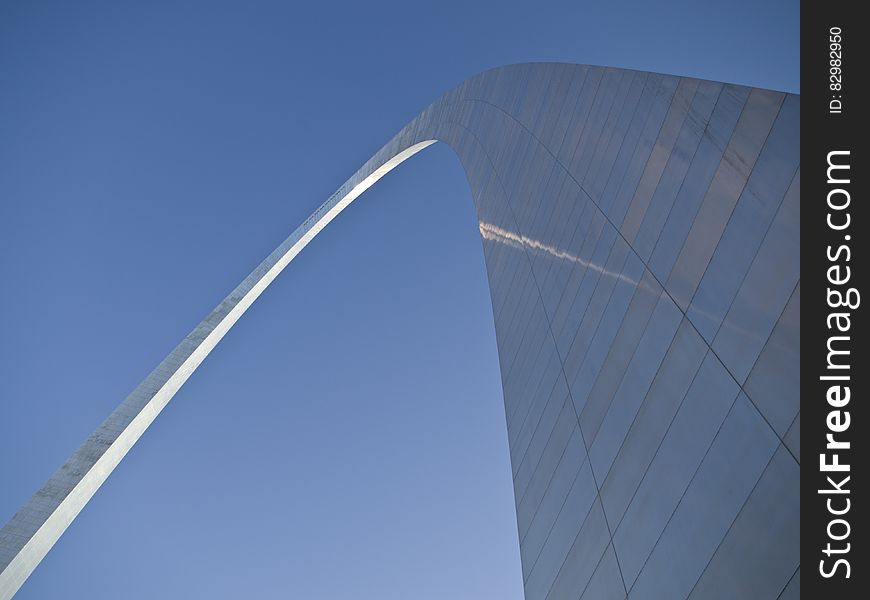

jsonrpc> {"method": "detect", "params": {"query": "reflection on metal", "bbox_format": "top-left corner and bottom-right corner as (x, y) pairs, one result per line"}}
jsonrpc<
(480, 221), (643, 287)
(1, 64), (800, 599)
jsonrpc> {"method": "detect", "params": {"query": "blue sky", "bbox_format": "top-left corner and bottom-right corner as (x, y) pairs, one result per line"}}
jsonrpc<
(0, 1), (798, 598)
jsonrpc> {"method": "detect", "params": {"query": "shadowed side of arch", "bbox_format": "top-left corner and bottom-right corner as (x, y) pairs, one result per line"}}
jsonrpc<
(1, 63), (800, 600)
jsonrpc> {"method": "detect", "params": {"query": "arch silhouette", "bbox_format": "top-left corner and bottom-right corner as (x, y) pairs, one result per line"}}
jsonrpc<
(1, 64), (800, 599)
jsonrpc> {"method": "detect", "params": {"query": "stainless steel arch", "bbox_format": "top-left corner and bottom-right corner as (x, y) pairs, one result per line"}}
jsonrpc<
(1, 63), (800, 599)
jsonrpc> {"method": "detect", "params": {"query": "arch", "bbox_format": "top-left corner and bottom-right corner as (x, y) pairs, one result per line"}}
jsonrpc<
(1, 63), (800, 599)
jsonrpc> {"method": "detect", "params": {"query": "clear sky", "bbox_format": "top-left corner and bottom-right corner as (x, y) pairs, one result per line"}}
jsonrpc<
(0, 1), (798, 598)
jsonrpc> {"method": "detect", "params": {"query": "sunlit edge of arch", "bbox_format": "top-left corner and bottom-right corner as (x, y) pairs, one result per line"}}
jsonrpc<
(0, 139), (438, 599)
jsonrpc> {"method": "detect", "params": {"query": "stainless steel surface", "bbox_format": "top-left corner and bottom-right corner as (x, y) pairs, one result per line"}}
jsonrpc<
(1, 63), (800, 599)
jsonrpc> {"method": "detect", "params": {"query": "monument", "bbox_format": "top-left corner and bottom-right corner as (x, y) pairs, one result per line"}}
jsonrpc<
(1, 63), (800, 599)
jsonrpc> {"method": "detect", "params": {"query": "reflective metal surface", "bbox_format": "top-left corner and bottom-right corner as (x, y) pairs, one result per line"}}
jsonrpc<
(1, 63), (799, 599)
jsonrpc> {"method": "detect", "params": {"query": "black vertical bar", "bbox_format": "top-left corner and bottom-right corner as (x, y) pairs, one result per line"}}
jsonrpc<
(801, 1), (867, 597)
